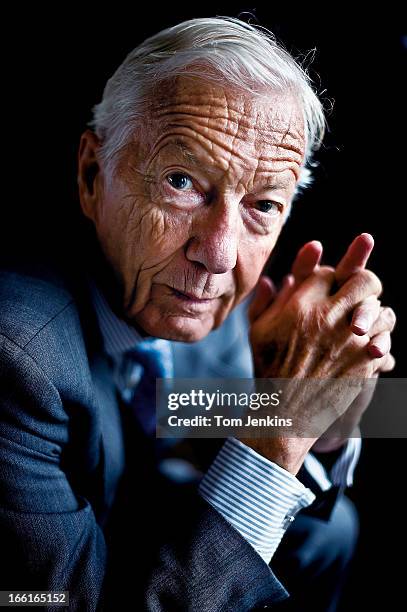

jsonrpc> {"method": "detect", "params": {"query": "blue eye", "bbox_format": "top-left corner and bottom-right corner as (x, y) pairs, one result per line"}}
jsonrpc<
(256, 201), (281, 215)
(167, 173), (193, 190)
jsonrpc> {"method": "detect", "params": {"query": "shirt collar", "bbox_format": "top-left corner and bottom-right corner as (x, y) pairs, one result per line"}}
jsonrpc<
(88, 277), (144, 358)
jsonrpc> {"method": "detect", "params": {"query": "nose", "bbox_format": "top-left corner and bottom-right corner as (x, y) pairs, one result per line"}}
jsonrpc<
(186, 200), (240, 274)
(185, 199), (240, 274)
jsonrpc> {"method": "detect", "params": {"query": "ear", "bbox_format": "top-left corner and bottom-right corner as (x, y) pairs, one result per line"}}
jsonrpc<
(77, 129), (103, 223)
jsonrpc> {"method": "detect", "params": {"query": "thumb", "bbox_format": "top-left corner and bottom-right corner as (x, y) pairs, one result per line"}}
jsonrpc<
(248, 275), (276, 324)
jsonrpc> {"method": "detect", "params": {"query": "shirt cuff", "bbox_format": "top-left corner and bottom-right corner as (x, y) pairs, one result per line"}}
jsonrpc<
(330, 436), (362, 487)
(303, 436), (362, 491)
(198, 437), (315, 564)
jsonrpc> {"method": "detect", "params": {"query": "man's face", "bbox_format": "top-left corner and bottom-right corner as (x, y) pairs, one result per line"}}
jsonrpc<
(79, 77), (305, 342)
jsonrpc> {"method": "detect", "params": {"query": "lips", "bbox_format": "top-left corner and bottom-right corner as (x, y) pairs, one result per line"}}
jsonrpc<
(171, 287), (217, 302)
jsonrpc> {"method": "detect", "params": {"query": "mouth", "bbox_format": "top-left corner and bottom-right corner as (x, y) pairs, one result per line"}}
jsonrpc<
(170, 287), (217, 304)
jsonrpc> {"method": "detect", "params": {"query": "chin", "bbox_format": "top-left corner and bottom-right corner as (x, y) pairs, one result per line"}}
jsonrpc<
(135, 311), (215, 343)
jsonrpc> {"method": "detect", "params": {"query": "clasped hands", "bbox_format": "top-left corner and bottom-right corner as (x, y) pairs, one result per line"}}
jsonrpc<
(244, 234), (396, 473)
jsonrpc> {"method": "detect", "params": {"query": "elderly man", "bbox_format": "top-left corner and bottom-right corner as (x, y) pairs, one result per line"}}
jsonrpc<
(0, 16), (395, 612)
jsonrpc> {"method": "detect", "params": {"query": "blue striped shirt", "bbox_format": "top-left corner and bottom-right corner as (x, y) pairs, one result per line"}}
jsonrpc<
(89, 278), (361, 564)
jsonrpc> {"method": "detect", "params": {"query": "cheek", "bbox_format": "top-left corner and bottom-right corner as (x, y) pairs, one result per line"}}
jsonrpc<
(123, 205), (194, 313)
(101, 188), (191, 269)
(137, 207), (190, 262)
(236, 230), (280, 295)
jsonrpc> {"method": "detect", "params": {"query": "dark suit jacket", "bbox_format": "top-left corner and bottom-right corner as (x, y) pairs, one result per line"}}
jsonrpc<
(0, 258), (290, 611)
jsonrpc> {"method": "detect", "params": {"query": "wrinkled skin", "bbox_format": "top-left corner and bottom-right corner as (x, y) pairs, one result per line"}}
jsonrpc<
(78, 75), (396, 471)
(241, 264), (395, 472)
(78, 76), (305, 341)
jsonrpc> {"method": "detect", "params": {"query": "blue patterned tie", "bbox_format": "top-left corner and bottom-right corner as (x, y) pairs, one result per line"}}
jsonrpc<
(120, 339), (203, 483)
(121, 338), (174, 436)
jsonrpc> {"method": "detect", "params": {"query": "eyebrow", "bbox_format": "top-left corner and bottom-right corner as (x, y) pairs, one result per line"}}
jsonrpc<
(167, 139), (294, 190)
(170, 140), (202, 167)
(254, 179), (293, 193)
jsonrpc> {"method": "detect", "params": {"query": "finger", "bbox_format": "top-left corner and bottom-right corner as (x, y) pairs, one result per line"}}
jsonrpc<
(258, 267), (335, 327)
(269, 274), (296, 314)
(248, 275), (276, 324)
(351, 296), (381, 336)
(270, 242), (323, 318)
(367, 331), (391, 358)
(367, 306), (397, 337)
(293, 266), (336, 302)
(335, 233), (374, 286)
(377, 352), (396, 373)
(332, 269), (382, 310)
(291, 240), (323, 284)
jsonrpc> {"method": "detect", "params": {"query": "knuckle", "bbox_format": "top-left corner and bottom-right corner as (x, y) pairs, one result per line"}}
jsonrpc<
(333, 294), (353, 317)
(315, 266), (336, 283)
(318, 265), (335, 274)
(348, 333), (366, 354)
(378, 353), (395, 372)
(289, 294), (308, 318)
(359, 269), (383, 296)
(318, 303), (337, 332)
(289, 299), (329, 338)
(383, 306), (397, 330)
(327, 342), (341, 362)
(356, 297), (380, 318)
(310, 308), (330, 335)
(370, 297), (381, 312)
(375, 332), (392, 353)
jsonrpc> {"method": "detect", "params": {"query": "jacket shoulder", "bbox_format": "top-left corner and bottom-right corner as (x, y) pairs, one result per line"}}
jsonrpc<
(0, 260), (75, 348)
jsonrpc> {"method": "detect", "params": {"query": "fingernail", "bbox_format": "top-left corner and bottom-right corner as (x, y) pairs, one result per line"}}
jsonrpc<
(310, 240), (322, 249)
(369, 344), (384, 358)
(360, 233), (374, 245)
(352, 317), (368, 334)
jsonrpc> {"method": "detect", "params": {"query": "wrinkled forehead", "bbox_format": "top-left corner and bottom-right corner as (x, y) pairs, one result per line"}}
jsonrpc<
(146, 75), (306, 162)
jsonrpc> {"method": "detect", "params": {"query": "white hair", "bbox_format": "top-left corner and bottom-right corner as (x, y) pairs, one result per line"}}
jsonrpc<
(90, 16), (326, 191)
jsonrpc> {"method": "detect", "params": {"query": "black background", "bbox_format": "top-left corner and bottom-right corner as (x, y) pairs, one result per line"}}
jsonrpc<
(2, 4), (406, 609)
